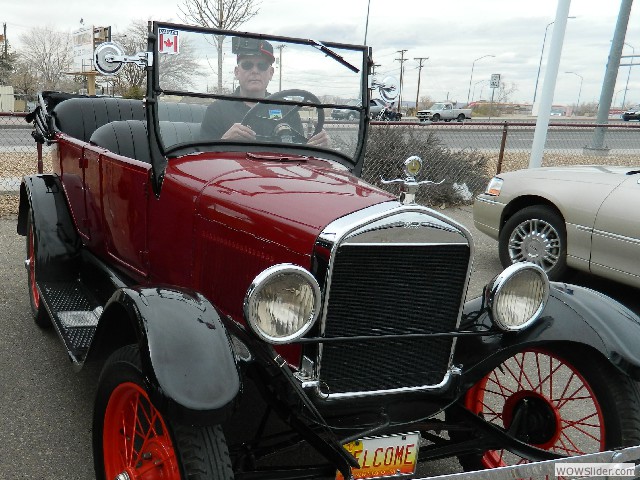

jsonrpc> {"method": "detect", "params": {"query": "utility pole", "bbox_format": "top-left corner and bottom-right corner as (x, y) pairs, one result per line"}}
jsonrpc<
(276, 45), (285, 91)
(364, 0), (371, 45)
(529, 0), (571, 168)
(3, 23), (7, 58)
(395, 49), (408, 111)
(587, 0), (633, 155)
(414, 57), (429, 111)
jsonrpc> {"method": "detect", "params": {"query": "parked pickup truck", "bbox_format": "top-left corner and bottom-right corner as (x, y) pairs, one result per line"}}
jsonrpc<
(417, 102), (471, 122)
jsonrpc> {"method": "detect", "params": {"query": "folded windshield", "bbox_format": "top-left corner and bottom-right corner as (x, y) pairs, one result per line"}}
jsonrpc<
(153, 24), (369, 167)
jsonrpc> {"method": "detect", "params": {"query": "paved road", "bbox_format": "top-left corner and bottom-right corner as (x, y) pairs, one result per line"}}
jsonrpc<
(1, 205), (638, 478)
(3, 123), (640, 151)
(0, 216), (98, 478)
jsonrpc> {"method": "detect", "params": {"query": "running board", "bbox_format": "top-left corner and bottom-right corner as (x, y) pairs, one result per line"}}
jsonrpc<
(38, 280), (102, 364)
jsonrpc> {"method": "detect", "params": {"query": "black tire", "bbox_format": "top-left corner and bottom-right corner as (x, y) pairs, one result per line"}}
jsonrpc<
(26, 210), (52, 328)
(347, 112), (357, 121)
(432, 113), (440, 122)
(456, 114), (466, 122)
(498, 205), (568, 280)
(93, 345), (234, 480)
(456, 346), (640, 471)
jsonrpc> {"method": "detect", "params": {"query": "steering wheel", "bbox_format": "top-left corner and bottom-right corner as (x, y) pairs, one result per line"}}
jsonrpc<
(241, 89), (325, 144)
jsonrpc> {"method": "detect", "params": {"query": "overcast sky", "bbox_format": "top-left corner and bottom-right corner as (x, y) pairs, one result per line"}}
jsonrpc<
(3, 0), (639, 107)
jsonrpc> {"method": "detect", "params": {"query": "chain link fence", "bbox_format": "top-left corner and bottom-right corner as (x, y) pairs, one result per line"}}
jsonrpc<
(362, 120), (640, 206)
(1, 115), (639, 216)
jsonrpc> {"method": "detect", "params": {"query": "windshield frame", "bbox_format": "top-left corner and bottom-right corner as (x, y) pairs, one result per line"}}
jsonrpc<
(145, 21), (372, 194)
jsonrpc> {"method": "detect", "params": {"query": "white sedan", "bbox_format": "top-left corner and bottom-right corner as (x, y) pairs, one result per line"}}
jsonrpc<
(473, 165), (640, 287)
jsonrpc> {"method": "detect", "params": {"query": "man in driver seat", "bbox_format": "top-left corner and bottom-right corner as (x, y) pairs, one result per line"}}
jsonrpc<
(201, 38), (329, 146)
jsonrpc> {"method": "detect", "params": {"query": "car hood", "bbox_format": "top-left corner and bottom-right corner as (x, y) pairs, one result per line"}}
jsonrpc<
(170, 152), (395, 256)
(501, 165), (640, 185)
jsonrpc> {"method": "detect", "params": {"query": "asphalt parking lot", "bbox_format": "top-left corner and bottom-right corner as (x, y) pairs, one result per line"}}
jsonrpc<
(1, 205), (638, 478)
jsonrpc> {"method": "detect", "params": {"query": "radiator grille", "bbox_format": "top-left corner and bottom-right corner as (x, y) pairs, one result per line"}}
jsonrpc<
(319, 243), (470, 394)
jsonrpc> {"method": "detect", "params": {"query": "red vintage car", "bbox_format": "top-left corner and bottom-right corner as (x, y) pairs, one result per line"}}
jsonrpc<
(19, 21), (640, 480)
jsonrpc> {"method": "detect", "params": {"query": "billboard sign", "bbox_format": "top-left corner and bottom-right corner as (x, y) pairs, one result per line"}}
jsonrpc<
(72, 26), (111, 73)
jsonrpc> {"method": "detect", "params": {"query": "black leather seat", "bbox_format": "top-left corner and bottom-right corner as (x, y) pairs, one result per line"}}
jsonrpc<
(52, 97), (145, 142)
(158, 102), (206, 123)
(89, 120), (203, 164)
(159, 121), (202, 147)
(89, 120), (151, 163)
(52, 97), (208, 143)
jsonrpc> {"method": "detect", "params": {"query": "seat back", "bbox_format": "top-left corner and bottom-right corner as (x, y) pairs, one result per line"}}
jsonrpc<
(52, 97), (145, 142)
(158, 102), (207, 123)
(52, 97), (208, 143)
(89, 120), (151, 163)
(90, 120), (202, 164)
(159, 121), (202, 146)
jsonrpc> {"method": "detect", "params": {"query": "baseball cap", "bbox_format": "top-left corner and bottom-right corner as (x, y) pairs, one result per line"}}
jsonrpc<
(232, 37), (275, 63)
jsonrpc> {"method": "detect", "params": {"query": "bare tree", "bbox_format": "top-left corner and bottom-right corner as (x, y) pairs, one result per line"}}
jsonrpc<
(111, 20), (203, 97)
(10, 58), (39, 96)
(418, 95), (434, 111)
(19, 26), (72, 90)
(494, 81), (518, 105)
(178, 0), (260, 92)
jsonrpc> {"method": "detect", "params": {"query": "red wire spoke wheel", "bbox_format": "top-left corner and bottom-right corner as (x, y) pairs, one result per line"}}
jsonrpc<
(28, 223), (40, 311)
(94, 345), (234, 480)
(465, 349), (603, 467)
(461, 347), (640, 474)
(26, 210), (51, 328)
(103, 382), (179, 479)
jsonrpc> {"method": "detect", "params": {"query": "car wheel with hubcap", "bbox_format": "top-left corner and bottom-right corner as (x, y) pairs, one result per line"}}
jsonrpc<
(93, 345), (234, 480)
(431, 113), (440, 122)
(458, 347), (640, 471)
(26, 210), (51, 328)
(456, 113), (466, 122)
(499, 205), (567, 280)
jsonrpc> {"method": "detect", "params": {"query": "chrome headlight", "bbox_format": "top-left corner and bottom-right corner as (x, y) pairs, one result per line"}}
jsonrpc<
(244, 264), (321, 344)
(486, 263), (549, 331)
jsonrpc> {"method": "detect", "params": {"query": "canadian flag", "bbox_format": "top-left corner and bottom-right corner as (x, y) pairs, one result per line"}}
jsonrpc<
(158, 28), (179, 54)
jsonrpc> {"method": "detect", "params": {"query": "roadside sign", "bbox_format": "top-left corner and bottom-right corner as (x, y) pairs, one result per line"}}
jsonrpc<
(490, 73), (501, 89)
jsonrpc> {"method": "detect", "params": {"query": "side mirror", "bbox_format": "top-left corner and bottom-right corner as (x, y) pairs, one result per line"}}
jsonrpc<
(94, 42), (152, 76)
(373, 76), (399, 103)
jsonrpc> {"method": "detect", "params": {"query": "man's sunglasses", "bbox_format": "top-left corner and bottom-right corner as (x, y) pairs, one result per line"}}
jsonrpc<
(239, 60), (270, 72)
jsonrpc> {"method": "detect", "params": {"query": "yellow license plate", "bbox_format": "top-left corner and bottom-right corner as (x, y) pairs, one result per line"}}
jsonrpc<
(336, 432), (420, 479)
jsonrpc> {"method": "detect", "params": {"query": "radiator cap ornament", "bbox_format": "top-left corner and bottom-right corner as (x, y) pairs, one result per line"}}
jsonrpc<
(381, 156), (444, 204)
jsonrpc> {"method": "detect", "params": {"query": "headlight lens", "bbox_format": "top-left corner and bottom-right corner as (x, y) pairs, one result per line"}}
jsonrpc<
(485, 177), (503, 196)
(244, 264), (321, 344)
(486, 263), (549, 331)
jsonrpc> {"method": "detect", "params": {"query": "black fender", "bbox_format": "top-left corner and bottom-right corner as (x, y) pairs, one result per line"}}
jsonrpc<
(88, 286), (241, 425)
(455, 282), (640, 388)
(17, 174), (81, 281)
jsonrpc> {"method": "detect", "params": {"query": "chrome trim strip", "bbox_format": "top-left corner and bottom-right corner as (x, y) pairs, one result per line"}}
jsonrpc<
(574, 223), (640, 245)
(592, 228), (640, 245)
(475, 196), (502, 206)
(411, 445), (640, 480)
(311, 200), (475, 399)
(332, 241), (470, 247)
(320, 369), (456, 399)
